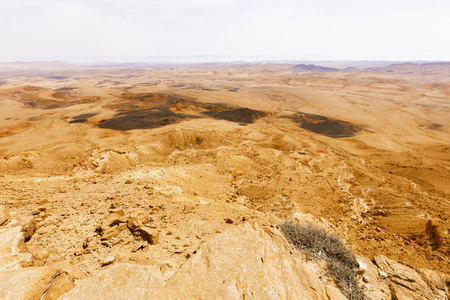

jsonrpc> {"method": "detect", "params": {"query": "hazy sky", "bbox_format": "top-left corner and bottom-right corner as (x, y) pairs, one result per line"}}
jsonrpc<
(0, 0), (449, 62)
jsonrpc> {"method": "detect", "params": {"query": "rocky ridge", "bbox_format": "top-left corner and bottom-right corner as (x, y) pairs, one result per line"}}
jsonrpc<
(0, 206), (448, 299)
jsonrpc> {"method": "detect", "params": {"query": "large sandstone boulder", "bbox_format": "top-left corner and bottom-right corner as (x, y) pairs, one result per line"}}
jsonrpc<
(152, 223), (333, 299)
(58, 223), (343, 299)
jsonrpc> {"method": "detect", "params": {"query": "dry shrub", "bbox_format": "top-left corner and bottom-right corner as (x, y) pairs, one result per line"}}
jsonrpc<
(280, 220), (366, 300)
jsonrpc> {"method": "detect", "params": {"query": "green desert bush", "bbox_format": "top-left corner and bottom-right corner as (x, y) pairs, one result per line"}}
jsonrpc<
(280, 220), (366, 300)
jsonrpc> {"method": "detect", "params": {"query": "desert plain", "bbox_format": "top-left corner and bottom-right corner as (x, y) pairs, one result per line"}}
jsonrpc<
(0, 61), (449, 299)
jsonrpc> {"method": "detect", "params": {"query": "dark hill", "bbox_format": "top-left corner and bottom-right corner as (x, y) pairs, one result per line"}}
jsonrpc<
(290, 64), (340, 73)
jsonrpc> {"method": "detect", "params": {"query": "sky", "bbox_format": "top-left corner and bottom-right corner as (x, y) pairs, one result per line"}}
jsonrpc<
(0, 0), (449, 62)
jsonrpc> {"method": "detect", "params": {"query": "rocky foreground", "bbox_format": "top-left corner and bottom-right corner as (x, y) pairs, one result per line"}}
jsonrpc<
(0, 206), (448, 299)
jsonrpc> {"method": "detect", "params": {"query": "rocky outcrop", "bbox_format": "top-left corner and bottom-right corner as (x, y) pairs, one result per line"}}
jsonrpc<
(1, 213), (449, 300)
(151, 223), (334, 299)
(0, 220), (32, 270)
(0, 212), (74, 300)
(373, 255), (448, 300)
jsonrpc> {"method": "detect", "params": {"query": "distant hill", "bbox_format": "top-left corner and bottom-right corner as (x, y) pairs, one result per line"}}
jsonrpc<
(379, 62), (450, 75)
(290, 64), (340, 72)
(0, 61), (72, 70)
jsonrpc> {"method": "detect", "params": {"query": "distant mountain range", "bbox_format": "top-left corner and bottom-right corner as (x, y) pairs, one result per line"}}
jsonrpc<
(1, 61), (449, 76)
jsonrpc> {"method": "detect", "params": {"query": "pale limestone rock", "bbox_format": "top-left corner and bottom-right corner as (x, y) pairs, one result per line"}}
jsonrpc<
(151, 223), (336, 299)
(417, 268), (449, 299)
(0, 205), (10, 226)
(58, 263), (170, 300)
(373, 255), (442, 300)
(0, 221), (32, 270)
(101, 255), (115, 266)
(0, 267), (63, 300)
(356, 256), (391, 300)
(24, 243), (50, 266)
(41, 272), (74, 300)
(325, 285), (347, 300)
(357, 260), (367, 274)
(16, 215), (37, 240)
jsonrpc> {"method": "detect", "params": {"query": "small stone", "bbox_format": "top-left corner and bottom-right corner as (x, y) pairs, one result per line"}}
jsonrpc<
(225, 218), (234, 224)
(362, 275), (369, 283)
(379, 270), (388, 279)
(31, 205), (47, 215)
(84, 239), (97, 253)
(139, 227), (159, 245)
(183, 205), (194, 214)
(357, 260), (367, 274)
(131, 243), (146, 252)
(101, 212), (127, 231)
(125, 179), (133, 184)
(128, 252), (152, 264)
(102, 256), (115, 266)
(38, 199), (50, 205)
(110, 209), (125, 216)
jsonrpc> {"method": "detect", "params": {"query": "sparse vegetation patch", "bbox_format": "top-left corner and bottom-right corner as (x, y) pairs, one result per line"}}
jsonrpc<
(280, 220), (366, 300)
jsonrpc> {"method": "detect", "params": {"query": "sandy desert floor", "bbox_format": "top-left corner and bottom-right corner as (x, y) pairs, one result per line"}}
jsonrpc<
(0, 63), (449, 278)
